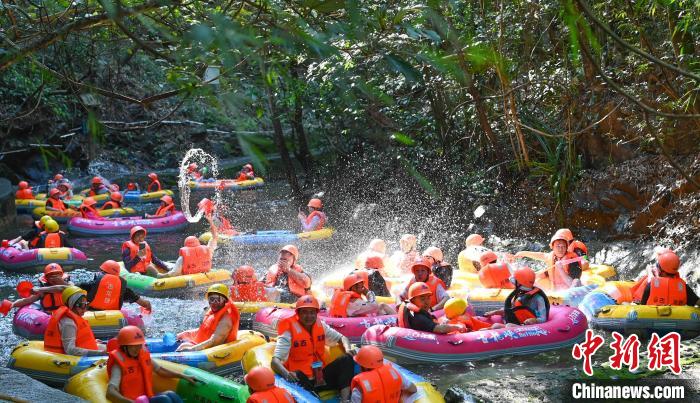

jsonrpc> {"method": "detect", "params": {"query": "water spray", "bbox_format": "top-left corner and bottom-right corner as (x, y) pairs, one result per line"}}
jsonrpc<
(177, 149), (223, 223)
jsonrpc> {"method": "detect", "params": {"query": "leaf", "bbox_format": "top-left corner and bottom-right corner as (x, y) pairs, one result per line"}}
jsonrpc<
(384, 54), (421, 82)
(391, 132), (415, 146)
(238, 134), (269, 176)
(401, 159), (437, 197)
(303, 0), (345, 13)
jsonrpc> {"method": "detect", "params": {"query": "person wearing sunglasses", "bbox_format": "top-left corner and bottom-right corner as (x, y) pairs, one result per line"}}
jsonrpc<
(176, 284), (240, 352)
(44, 286), (107, 356)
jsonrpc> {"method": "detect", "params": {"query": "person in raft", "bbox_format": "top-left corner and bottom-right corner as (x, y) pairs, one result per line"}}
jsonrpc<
(8, 215), (50, 250)
(329, 273), (396, 318)
(176, 284), (240, 352)
(271, 295), (356, 400)
(245, 366), (295, 403)
(391, 233), (418, 274)
(231, 265), (269, 302)
(76, 260), (152, 313)
(397, 282), (463, 334)
(147, 172), (162, 192)
(100, 192), (123, 210)
(266, 244), (312, 303)
(33, 219), (71, 249)
(638, 249), (699, 306)
(457, 233), (488, 272)
(515, 229), (587, 291)
(45, 188), (69, 211)
(15, 181), (34, 199)
(79, 197), (103, 219)
(122, 226), (170, 277)
(55, 178), (75, 200)
(87, 176), (110, 196)
(107, 326), (198, 403)
(352, 255), (391, 297)
(159, 215), (218, 278)
(9, 263), (73, 313)
(422, 246), (454, 289)
(350, 345), (417, 402)
(236, 163), (255, 181)
(484, 266), (550, 326)
(145, 195), (175, 218)
(398, 258), (449, 311)
(298, 198), (327, 232)
(355, 238), (388, 270)
(43, 286), (107, 356)
(439, 298), (504, 332)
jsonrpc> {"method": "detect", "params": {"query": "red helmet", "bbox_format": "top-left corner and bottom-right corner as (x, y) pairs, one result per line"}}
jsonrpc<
(307, 198), (323, 209)
(569, 240), (588, 255)
(343, 273), (364, 291)
(479, 251), (498, 268)
(234, 265), (257, 284)
(130, 225), (147, 239)
(511, 266), (536, 288)
(91, 177), (102, 185)
(184, 236), (200, 248)
(49, 188), (61, 197)
(160, 195), (173, 204)
(148, 173), (158, 180)
(110, 192), (123, 202)
(18, 181), (29, 189)
(244, 366), (276, 392)
(295, 295), (320, 311)
(127, 183), (137, 191)
(353, 345), (384, 369)
(99, 260), (121, 276)
(364, 255), (384, 269)
(54, 174), (64, 181)
(410, 257), (432, 275)
(657, 250), (680, 274)
(44, 263), (64, 277)
(81, 197), (97, 207)
(408, 282), (432, 300)
(280, 244), (299, 262)
(117, 326), (146, 346)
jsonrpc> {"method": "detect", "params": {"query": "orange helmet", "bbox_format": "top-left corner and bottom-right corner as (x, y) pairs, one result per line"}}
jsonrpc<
(422, 246), (443, 262)
(234, 265), (257, 284)
(479, 251), (498, 268)
(49, 188), (61, 197)
(295, 295), (320, 311)
(511, 266), (536, 288)
(148, 173), (158, 180)
(99, 260), (121, 276)
(130, 225), (147, 239)
(160, 195), (173, 204)
(18, 181), (29, 189)
(657, 250), (680, 274)
(82, 197), (97, 207)
(280, 244), (299, 262)
(91, 176), (102, 185)
(410, 257), (432, 275)
(54, 174), (64, 181)
(117, 326), (146, 346)
(307, 198), (323, 209)
(110, 192), (123, 202)
(465, 234), (484, 246)
(44, 263), (64, 277)
(343, 273), (364, 291)
(550, 229), (573, 248)
(353, 345), (384, 369)
(244, 366), (276, 392)
(364, 255), (384, 269)
(569, 240), (588, 255)
(127, 183), (137, 191)
(408, 282), (432, 300)
(184, 236), (200, 248)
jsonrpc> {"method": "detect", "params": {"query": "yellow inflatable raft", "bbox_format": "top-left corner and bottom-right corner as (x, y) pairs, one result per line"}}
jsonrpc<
(591, 304), (700, 339)
(199, 227), (335, 246)
(119, 263), (232, 298)
(31, 206), (136, 222)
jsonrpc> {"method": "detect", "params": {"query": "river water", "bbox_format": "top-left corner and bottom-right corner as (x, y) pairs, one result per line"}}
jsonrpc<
(1, 179), (698, 400)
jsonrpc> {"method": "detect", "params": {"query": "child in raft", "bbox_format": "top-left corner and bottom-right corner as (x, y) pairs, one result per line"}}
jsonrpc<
(440, 298), (504, 332)
(484, 266), (550, 327)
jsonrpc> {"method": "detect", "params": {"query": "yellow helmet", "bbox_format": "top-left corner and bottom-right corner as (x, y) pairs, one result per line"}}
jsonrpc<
(40, 215), (54, 226)
(206, 283), (229, 300)
(44, 219), (60, 233)
(444, 298), (468, 320)
(62, 286), (86, 304)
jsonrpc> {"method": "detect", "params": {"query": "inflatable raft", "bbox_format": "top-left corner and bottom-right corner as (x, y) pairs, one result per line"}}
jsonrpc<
(8, 330), (266, 385)
(31, 206), (136, 223)
(65, 358), (249, 403)
(15, 198), (83, 215)
(188, 177), (264, 191)
(233, 301), (293, 329)
(119, 266), (232, 298)
(253, 307), (399, 343)
(590, 304), (700, 339)
(198, 227), (335, 246)
(466, 284), (600, 315)
(242, 342), (444, 403)
(122, 189), (175, 203)
(12, 303), (143, 340)
(0, 247), (88, 272)
(67, 211), (188, 236)
(362, 306), (588, 364)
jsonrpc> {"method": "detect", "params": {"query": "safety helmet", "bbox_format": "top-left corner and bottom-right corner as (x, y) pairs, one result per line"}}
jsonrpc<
(206, 283), (230, 300)
(465, 234), (484, 247)
(44, 263), (64, 277)
(160, 195), (173, 204)
(82, 197), (97, 207)
(408, 282), (432, 300)
(91, 177), (102, 185)
(148, 173), (158, 180)
(444, 298), (468, 320)
(44, 220), (60, 233)
(130, 225), (147, 239)
(511, 266), (536, 288)
(61, 286), (86, 306)
(18, 181), (29, 189)
(353, 345), (384, 369)
(343, 273), (364, 291)
(54, 174), (64, 181)
(657, 250), (680, 275)
(110, 192), (123, 202)
(569, 240), (588, 255)
(280, 244), (299, 262)
(364, 255), (384, 269)
(479, 251), (498, 268)
(49, 188), (61, 197)
(117, 325), (146, 346)
(99, 260), (121, 276)
(295, 295), (320, 311)
(410, 258), (432, 275)
(127, 183), (137, 191)
(234, 265), (257, 284)
(369, 239), (386, 254)
(307, 198), (323, 209)
(39, 215), (53, 227)
(184, 236), (200, 248)
(550, 229), (573, 248)
(244, 366), (276, 392)
(243, 164), (253, 170)
(422, 246), (443, 262)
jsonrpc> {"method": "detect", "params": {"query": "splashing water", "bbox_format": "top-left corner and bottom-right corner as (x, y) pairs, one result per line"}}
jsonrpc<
(177, 148), (223, 223)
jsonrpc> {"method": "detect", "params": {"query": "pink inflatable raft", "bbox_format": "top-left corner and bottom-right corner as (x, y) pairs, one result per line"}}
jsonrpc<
(253, 307), (399, 343)
(361, 305), (588, 364)
(0, 247), (88, 273)
(66, 212), (188, 236)
(12, 303), (144, 340)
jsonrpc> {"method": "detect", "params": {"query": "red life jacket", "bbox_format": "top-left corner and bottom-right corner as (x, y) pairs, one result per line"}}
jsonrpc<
(350, 363), (403, 403)
(122, 240), (152, 274)
(46, 197), (67, 211)
(231, 283), (267, 302)
(155, 203), (175, 216)
(147, 180), (162, 193)
(39, 232), (64, 248)
(305, 211), (327, 231)
(647, 276), (687, 306)
(100, 201), (121, 210)
(44, 306), (99, 353)
(504, 288), (550, 325)
(277, 315), (326, 378)
(266, 264), (310, 298)
(88, 274), (123, 310)
(107, 349), (154, 400)
(192, 302), (239, 344)
(179, 245), (212, 275)
(329, 290), (362, 318)
(248, 388), (294, 403)
(41, 290), (64, 311)
(479, 262), (514, 289)
(236, 173), (249, 181)
(405, 275), (446, 307)
(15, 189), (34, 199)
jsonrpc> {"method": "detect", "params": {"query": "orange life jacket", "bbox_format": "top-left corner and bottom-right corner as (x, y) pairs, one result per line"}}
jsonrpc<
(46, 197), (67, 211)
(147, 180), (162, 193)
(231, 282), (267, 302)
(647, 276), (687, 306)
(266, 264), (310, 298)
(545, 251), (581, 290)
(155, 203), (175, 216)
(107, 349), (154, 400)
(397, 302), (434, 329)
(122, 240), (152, 274)
(236, 173), (249, 181)
(179, 245), (212, 275)
(248, 388), (295, 403)
(100, 201), (121, 210)
(39, 232), (64, 248)
(192, 302), (239, 344)
(350, 363), (403, 403)
(277, 315), (326, 378)
(15, 189), (34, 199)
(405, 275), (445, 307)
(329, 290), (362, 318)
(44, 306), (99, 353)
(446, 314), (492, 332)
(479, 262), (514, 289)
(81, 205), (101, 219)
(41, 290), (64, 312)
(504, 287), (550, 325)
(88, 274), (123, 310)
(305, 211), (326, 231)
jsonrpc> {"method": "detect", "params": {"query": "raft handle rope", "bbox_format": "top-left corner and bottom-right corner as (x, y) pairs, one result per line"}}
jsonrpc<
(448, 340), (464, 346)
(52, 359), (71, 368)
(212, 351), (231, 359)
(557, 326), (572, 333)
(218, 391), (238, 401)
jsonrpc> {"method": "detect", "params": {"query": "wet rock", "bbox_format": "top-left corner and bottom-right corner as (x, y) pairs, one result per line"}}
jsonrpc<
(0, 367), (87, 402)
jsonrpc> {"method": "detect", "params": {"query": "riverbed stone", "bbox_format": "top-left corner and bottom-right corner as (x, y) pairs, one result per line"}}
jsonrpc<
(0, 367), (86, 402)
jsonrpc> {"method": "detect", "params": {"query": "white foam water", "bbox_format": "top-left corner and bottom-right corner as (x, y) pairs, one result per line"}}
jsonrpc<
(177, 148), (224, 223)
